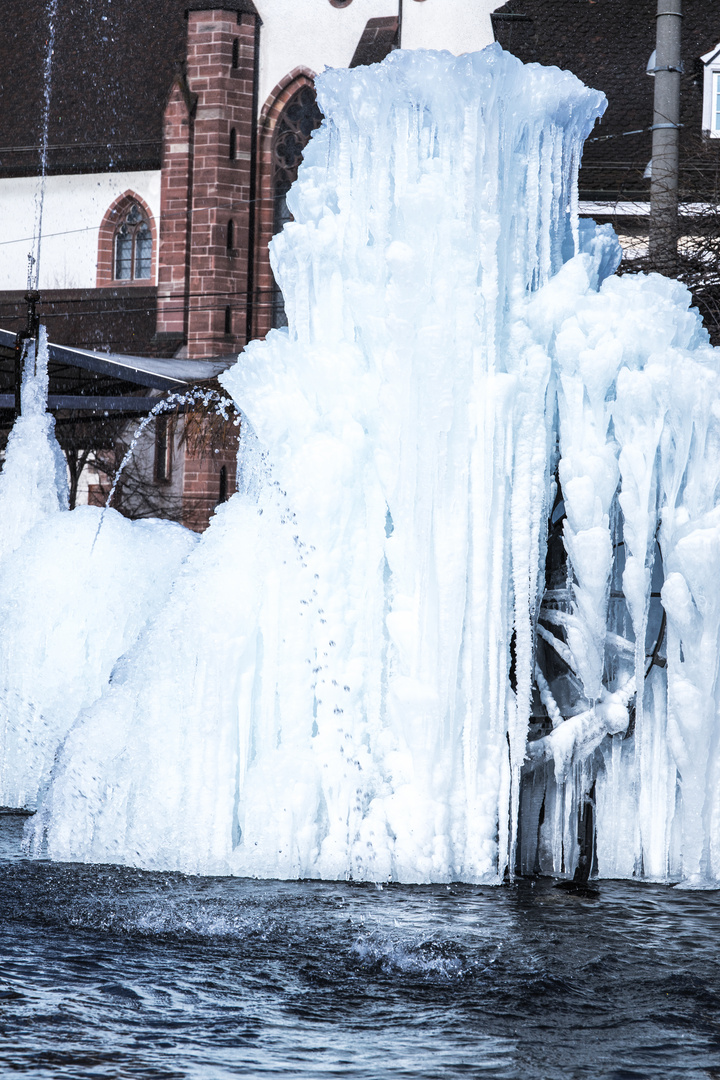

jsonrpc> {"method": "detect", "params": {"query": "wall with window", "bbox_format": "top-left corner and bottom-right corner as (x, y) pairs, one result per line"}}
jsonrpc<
(702, 44), (720, 138)
(0, 171), (160, 291)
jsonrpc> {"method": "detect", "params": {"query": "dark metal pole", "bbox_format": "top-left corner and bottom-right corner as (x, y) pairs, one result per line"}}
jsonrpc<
(649, 0), (682, 274)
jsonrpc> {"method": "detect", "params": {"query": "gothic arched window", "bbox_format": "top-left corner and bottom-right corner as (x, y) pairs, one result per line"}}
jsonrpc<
(271, 84), (322, 327)
(114, 202), (152, 280)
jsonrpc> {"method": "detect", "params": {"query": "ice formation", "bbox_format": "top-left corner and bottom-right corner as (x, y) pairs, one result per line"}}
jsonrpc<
(2, 45), (720, 886)
(0, 329), (197, 808)
(0, 327), (68, 560)
(516, 266), (720, 888)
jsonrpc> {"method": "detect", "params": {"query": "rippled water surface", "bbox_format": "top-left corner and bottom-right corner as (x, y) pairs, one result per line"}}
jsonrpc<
(0, 816), (719, 1078)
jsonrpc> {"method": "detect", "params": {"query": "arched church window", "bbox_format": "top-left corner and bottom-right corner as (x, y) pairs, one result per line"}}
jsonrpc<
(271, 84), (323, 327)
(114, 202), (152, 280)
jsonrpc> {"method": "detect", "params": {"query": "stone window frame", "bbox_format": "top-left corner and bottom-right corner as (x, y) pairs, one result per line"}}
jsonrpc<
(97, 191), (158, 286)
(269, 84), (323, 327)
(252, 68), (320, 340)
(701, 43), (720, 137)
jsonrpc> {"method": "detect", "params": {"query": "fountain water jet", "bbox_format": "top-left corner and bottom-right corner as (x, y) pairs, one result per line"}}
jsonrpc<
(2, 46), (720, 886)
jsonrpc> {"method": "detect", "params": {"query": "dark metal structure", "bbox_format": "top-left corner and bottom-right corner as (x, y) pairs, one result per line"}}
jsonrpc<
(0, 326), (235, 416)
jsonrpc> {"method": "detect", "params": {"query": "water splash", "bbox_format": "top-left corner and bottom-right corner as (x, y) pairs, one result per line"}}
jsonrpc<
(91, 387), (238, 552)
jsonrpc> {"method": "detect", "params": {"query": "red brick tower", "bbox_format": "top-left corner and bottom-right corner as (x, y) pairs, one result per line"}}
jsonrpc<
(156, 0), (259, 360)
(155, 71), (197, 351)
(153, 1), (259, 531)
(185, 1), (259, 359)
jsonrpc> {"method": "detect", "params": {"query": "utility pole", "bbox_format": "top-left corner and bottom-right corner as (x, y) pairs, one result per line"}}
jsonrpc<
(649, 0), (682, 275)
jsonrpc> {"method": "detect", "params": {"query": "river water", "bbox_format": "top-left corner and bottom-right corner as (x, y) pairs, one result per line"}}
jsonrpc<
(0, 814), (718, 1079)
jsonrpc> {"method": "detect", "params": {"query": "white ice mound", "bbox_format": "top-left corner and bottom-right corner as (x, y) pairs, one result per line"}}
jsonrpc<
(0, 507), (197, 809)
(30, 46), (608, 881)
(0, 326), (68, 560)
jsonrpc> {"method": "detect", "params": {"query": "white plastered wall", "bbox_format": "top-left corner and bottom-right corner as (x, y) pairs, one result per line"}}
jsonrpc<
(0, 170), (161, 291)
(253, 0), (500, 111)
(401, 0), (498, 54)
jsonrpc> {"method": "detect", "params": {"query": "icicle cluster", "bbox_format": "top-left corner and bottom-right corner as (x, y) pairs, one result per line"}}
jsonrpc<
(518, 264), (720, 887)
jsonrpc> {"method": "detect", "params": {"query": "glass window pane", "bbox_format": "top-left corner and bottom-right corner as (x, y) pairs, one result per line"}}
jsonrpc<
(115, 227), (132, 279)
(134, 224), (152, 279)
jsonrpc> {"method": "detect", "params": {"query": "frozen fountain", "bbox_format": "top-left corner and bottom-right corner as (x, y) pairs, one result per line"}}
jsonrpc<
(4, 46), (720, 887)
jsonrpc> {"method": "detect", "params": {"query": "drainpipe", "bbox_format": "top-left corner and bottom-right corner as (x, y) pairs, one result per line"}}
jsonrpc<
(648, 0), (682, 275)
(397, 0), (402, 48)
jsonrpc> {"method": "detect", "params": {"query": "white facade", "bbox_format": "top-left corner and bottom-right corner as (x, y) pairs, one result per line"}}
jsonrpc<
(401, 0), (497, 55)
(701, 42), (720, 137)
(0, 171), (161, 292)
(251, 0), (498, 117)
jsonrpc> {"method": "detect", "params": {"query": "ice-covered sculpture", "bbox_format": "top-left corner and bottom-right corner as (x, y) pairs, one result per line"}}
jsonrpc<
(26, 47), (606, 881)
(3, 46), (720, 887)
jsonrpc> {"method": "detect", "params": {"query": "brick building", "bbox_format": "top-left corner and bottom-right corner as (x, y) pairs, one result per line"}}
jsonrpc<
(0, 0), (499, 528)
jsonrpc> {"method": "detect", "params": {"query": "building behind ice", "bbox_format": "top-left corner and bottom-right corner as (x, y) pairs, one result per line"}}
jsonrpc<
(2, 46), (720, 887)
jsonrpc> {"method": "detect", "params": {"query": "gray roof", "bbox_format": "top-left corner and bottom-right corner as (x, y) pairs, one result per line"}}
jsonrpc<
(0, 329), (236, 391)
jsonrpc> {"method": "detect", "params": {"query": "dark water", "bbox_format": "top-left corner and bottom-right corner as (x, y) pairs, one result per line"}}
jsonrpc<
(0, 817), (719, 1078)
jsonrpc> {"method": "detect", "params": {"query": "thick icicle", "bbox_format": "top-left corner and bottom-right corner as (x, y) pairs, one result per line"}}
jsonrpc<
(0, 326), (68, 561)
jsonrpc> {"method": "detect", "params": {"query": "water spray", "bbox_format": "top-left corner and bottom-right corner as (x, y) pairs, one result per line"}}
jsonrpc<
(90, 386), (239, 553)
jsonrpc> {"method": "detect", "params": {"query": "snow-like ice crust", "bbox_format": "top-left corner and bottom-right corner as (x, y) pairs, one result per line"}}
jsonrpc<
(0, 327), (69, 560)
(0, 328), (198, 809)
(4, 46), (720, 886)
